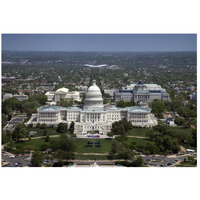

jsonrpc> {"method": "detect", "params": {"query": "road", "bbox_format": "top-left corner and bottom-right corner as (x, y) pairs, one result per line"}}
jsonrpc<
(2, 151), (196, 167)
(68, 153), (197, 167)
(2, 152), (31, 167)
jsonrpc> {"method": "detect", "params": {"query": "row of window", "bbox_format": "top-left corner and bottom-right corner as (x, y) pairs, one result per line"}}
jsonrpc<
(39, 119), (57, 122)
(130, 120), (148, 123)
(40, 114), (57, 118)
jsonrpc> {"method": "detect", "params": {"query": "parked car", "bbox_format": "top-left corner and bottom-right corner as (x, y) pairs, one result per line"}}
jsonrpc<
(9, 155), (15, 158)
(167, 162), (172, 166)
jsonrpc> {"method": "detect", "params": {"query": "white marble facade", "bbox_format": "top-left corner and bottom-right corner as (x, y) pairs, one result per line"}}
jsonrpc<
(45, 87), (80, 102)
(26, 80), (157, 135)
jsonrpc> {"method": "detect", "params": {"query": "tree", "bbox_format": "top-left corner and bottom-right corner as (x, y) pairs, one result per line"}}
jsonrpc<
(107, 132), (114, 137)
(187, 156), (194, 161)
(43, 129), (47, 136)
(36, 123), (41, 128)
(145, 130), (156, 141)
(174, 117), (186, 126)
(59, 134), (76, 152)
(69, 121), (75, 134)
(53, 149), (74, 161)
(56, 123), (68, 133)
(144, 142), (158, 154)
(2, 132), (10, 144)
(191, 129), (197, 147)
(109, 140), (125, 157)
(50, 140), (60, 151)
(40, 123), (47, 129)
(31, 151), (44, 167)
(113, 124), (125, 135)
(163, 135), (180, 153)
(33, 94), (47, 105)
(133, 156), (143, 167)
(116, 100), (126, 108)
(116, 100), (135, 108)
(28, 124), (33, 128)
(59, 98), (73, 107)
(118, 148), (134, 161)
(40, 143), (50, 151)
(111, 121), (126, 135)
(12, 123), (27, 142)
(45, 133), (50, 142)
(123, 121), (133, 132)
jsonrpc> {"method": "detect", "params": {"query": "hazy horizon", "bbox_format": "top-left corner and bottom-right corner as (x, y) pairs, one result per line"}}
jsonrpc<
(2, 34), (197, 52)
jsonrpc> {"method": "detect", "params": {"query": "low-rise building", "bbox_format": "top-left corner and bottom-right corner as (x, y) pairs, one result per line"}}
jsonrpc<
(3, 93), (28, 101)
(13, 94), (28, 101)
(45, 87), (81, 102)
(3, 93), (13, 101)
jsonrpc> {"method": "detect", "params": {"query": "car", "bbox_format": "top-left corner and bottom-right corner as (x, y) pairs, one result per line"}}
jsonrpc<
(167, 162), (172, 166)
(14, 163), (19, 166)
(9, 155), (15, 158)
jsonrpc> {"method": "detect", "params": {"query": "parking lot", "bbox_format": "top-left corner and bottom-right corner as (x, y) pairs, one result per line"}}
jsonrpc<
(2, 152), (31, 167)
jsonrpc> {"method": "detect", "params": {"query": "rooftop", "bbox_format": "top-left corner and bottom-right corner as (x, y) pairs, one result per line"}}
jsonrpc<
(127, 106), (150, 112)
(39, 106), (62, 111)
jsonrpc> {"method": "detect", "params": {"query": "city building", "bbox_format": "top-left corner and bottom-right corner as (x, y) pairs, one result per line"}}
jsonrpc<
(13, 94), (28, 101)
(3, 93), (28, 101)
(114, 80), (170, 104)
(45, 87), (81, 102)
(26, 80), (157, 135)
(3, 93), (13, 101)
(103, 89), (116, 97)
(190, 92), (197, 102)
(75, 85), (88, 92)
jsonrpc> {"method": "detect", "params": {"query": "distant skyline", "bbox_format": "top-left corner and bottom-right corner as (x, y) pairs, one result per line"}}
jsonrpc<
(2, 34), (197, 52)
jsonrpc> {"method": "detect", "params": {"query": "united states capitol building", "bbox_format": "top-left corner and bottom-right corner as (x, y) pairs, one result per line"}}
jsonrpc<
(26, 80), (157, 135)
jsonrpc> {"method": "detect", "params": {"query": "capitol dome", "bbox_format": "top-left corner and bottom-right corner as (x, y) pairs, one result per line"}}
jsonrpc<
(84, 80), (103, 109)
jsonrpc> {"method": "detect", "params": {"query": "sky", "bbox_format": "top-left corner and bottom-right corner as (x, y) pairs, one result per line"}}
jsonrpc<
(2, 34), (197, 52)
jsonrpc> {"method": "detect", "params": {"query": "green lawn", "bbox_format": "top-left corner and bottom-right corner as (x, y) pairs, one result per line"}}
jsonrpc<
(27, 127), (59, 137)
(15, 138), (54, 151)
(14, 138), (113, 153)
(126, 128), (153, 137)
(168, 126), (193, 136)
(74, 139), (112, 153)
(176, 161), (197, 167)
(126, 137), (152, 146)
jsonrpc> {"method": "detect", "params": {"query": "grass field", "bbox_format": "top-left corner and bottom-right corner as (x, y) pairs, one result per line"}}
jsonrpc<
(176, 161), (197, 167)
(74, 139), (112, 153)
(126, 137), (151, 146)
(126, 127), (193, 137)
(168, 127), (193, 136)
(15, 138), (113, 153)
(15, 138), (53, 150)
(126, 128), (153, 137)
(27, 127), (59, 137)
